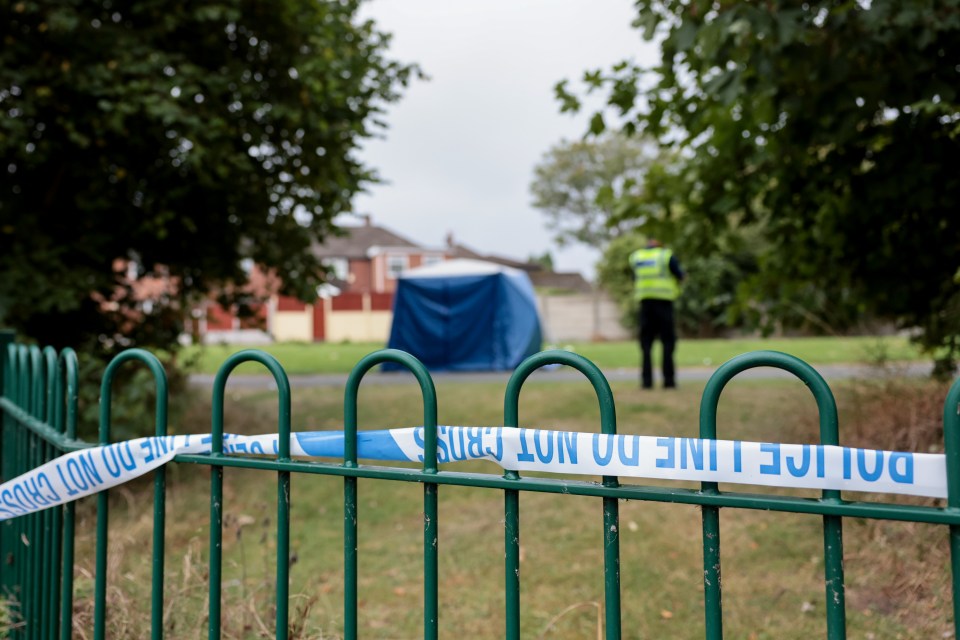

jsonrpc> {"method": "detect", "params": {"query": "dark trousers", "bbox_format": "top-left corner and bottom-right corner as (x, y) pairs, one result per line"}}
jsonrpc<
(638, 299), (677, 388)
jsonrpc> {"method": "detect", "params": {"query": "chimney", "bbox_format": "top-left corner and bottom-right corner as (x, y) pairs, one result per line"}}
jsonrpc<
(445, 231), (454, 248)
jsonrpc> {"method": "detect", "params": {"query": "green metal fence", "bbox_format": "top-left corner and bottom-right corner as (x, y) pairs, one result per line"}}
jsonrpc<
(1, 329), (960, 638)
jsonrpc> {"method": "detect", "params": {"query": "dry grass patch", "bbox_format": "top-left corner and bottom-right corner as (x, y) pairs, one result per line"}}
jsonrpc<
(64, 374), (956, 638)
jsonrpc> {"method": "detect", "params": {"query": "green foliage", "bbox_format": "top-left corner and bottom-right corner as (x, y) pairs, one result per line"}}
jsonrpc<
(597, 231), (757, 337)
(560, 0), (960, 372)
(527, 250), (554, 271)
(531, 132), (757, 336)
(0, 0), (416, 355)
(0, 597), (16, 638)
(677, 252), (749, 337)
(596, 232), (644, 331)
(529, 133), (659, 246)
(74, 347), (195, 441)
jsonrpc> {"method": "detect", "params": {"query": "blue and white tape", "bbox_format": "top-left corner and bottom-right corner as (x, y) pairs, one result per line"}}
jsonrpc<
(0, 427), (946, 521)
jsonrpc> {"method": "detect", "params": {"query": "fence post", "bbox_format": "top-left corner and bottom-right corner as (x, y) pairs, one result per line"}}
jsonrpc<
(0, 332), (14, 606)
(700, 350), (844, 640)
(93, 350), (168, 640)
(343, 350), (438, 640)
(56, 348), (79, 640)
(0, 330), (12, 403)
(208, 350), (291, 640)
(943, 376), (960, 640)
(40, 346), (59, 640)
(24, 345), (42, 634)
(504, 349), (620, 640)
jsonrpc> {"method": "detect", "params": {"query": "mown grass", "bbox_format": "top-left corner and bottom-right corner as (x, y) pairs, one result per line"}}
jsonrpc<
(66, 374), (955, 639)
(182, 335), (924, 376)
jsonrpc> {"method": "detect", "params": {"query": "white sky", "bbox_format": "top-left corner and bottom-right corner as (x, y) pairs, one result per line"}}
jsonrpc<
(353, 0), (658, 281)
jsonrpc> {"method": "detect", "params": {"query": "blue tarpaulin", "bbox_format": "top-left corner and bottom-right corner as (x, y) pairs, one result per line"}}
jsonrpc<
(385, 259), (542, 371)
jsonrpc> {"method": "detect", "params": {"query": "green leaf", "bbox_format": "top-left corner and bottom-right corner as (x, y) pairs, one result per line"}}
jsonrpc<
(0, 0), (419, 356)
(554, 0), (960, 365)
(588, 112), (606, 136)
(670, 20), (699, 53)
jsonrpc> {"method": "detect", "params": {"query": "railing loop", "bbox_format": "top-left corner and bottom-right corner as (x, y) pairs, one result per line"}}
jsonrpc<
(343, 349), (438, 640)
(698, 350), (843, 640)
(28, 345), (43, 419)
(700, 350), (839, 445)
(54, 348), (79, 439)
(98, 349), (170, 442)
(504, 349), (616, 437)
(210, 350), (291, 455)
(207, 349), (291, 640)
(42, 346), (57, 425)
(94, 348), (169, 640)
(503, 349), (621, 640)
(344, 349), (437, 471)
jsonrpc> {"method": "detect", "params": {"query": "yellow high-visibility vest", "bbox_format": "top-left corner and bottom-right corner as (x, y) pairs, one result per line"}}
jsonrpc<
(629, 247), (680, 301)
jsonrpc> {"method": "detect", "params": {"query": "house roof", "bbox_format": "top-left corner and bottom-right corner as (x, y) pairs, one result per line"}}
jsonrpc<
(445, 234), (592, 290)
(314, 222), (421, 259)
(447, 242), (541, 272)
(528, 271), (594, 293)
(313, 223), (592, 292)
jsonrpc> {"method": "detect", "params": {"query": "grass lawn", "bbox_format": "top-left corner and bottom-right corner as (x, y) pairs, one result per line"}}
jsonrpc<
(72, 375), (953, 639)
(183, 335), (924, 376)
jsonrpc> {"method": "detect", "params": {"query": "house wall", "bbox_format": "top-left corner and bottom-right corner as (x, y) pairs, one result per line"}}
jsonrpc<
(332, 294), (364, 311)
(313, 291), (627, 345)
(371, 253), (417, 294)
(536, 292), (630, 343)
(325, 312), (392, 342)
(313, 298), (330, 342)
(349, 259), (373, 293)
(371, 254), (387, 293)
(204, 291), (627, 345)
(277, 296), (306, 311)
(248, 293), (392, 343)
(273, 307), (314, 341)
(370, 292), (393, 311)
(206, 304), (236, 331)
(323, 293), (392, 342)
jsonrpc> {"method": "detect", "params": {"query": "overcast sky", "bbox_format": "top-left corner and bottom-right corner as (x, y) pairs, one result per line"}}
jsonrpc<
(352, 0), (658, 280)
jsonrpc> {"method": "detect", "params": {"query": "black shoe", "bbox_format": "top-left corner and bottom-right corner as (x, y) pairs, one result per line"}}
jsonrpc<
(663, 382), (677, 389)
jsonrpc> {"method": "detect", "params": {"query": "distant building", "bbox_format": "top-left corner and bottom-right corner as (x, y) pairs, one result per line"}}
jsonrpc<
(193, 217), (618, 344)
(315, 215), (447, 295)
(269, 216), (447, 342)
(196, 217), (446, 344)
(445, 232), (593, 293)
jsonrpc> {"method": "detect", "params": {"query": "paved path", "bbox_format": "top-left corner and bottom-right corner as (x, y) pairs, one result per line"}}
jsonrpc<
(189, 361), (935, 390)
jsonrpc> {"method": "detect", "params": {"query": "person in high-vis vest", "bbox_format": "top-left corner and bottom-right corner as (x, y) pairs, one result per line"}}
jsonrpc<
(629, 239), (685, 389)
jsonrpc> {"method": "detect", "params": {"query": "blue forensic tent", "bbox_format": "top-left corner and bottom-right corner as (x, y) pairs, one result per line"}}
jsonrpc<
(385, 259), (542, 371)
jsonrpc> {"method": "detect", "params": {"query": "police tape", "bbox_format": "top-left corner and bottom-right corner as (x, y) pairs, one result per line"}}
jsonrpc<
(0, 427), (947, 520)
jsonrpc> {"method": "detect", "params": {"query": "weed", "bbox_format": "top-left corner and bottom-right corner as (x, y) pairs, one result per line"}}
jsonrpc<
(801, 376), (954, 637)
(44, 377), (960, 638)
(0, 598), (23, 638)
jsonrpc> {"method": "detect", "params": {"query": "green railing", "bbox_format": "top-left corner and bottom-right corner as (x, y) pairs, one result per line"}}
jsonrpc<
(2, 330), (960, 639)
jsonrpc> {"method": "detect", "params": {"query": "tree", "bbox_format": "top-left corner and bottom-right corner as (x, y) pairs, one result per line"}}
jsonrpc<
(559, 0), (960, 373)
(597, 228), (760, 339)
(531, 132), (759, 336)
(527, 251), (554, 271)
(529, 133), (658, 247)
(0, 0), (416, 353)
